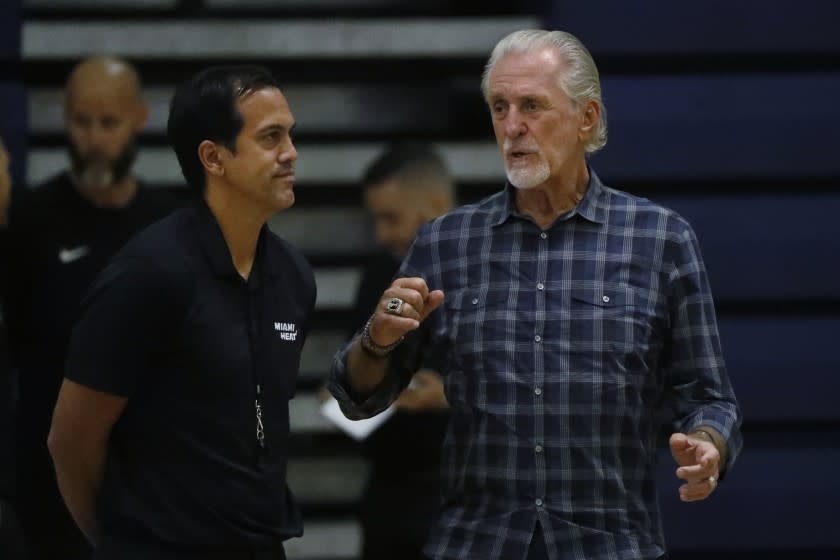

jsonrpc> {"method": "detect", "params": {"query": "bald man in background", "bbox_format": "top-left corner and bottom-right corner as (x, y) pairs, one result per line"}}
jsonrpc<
(0, 56), (177, 560)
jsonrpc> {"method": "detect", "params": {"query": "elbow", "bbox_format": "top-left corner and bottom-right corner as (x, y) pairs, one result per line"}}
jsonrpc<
(47, 422), (72, 466)
(46, 425), (61, 461)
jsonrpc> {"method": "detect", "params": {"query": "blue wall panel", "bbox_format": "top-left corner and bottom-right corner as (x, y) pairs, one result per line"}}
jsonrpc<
(545, 0), (840, 56)
(656, 448), (840, 549)
(718, 316), (840, 422)
(591, 74), (840, 181)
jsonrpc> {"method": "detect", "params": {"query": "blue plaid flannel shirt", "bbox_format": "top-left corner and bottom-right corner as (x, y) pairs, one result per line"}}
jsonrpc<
(329, 170), (742, 560)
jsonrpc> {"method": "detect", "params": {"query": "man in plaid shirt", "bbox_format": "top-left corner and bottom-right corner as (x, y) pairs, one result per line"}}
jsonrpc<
(329, 29), (742, 560)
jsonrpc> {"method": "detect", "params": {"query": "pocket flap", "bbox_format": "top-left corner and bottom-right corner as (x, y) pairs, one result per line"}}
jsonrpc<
(571, 287), (633, 308)
(448, 288), (509, 310)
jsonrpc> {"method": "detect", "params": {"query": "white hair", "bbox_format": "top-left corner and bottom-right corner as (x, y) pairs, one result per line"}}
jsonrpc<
(481, 29), (607, 154)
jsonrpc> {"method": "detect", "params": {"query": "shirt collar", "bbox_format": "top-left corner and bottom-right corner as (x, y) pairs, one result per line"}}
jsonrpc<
(490, 166), (608, 227)
(194, 197), (279, 282)
(576, 168), (607, 224)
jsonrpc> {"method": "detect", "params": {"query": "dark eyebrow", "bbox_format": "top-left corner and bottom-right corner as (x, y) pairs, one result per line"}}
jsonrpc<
(256, 122), (296, 136)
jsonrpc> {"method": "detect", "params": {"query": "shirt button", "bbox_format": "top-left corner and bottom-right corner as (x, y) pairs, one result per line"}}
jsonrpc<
(534, 335), (541, 343)
(540, 232), (547, 239)
(602, 295), (610, 303)
(536, 282), (544, 290)
(534, 387), (542, 396)
(535, 444), (543, 453)
(535, 498), (544, 507)
(471, 297), (479, 305)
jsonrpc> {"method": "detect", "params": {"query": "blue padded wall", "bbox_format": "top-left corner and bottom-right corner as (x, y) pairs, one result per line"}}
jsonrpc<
(545, 1), (840, 556)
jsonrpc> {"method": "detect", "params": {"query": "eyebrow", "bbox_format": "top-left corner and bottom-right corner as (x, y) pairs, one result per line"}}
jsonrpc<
(256, 122), (296, 136)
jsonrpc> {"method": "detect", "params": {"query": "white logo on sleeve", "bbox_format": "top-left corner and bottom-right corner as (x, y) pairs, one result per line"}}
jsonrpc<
(274, 322), (298, 341)
(58, 245), (90, 264)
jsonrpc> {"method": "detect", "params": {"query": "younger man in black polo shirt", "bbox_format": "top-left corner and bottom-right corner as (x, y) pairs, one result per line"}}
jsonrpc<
(48, 66), (316, 559)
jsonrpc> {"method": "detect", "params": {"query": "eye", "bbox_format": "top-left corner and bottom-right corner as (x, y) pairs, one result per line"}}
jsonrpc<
(491, 101), (507, 116)
(524, 100), (538, 112)
(262, 131), (283, 145)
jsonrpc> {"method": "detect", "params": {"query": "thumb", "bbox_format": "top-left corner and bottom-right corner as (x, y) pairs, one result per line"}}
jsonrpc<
(420, 290), (445, 321)
(669, 432), (691, 452)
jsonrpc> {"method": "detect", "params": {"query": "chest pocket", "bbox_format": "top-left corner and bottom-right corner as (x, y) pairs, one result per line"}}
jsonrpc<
(444, 288), (510, 381)
(568, 286), (653, 356)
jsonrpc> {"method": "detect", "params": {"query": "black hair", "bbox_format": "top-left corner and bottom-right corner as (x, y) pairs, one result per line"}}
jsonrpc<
(167, 65), (279, 194)
(362, 142), (451, 189)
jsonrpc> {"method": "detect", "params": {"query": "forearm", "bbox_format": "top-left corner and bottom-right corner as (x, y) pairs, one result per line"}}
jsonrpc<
(346, 338), (391, 395)
(48, 438), (106, 544)
(329, 276), (445, 419)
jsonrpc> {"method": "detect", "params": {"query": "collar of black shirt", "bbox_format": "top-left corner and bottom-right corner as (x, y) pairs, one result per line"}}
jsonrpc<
(193, 197), (281, 286)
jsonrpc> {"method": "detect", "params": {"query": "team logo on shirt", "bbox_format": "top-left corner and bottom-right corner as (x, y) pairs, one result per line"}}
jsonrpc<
(274, 322), (298, 341)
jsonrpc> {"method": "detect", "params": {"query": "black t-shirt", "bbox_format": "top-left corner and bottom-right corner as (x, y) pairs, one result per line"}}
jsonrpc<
(1, 172), (178, 465)
(351, 252), (449, 479)
(66, 198), (316, 549)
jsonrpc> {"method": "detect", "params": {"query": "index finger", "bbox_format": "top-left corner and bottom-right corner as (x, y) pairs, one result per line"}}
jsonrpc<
(698, 446), (719, 469)
(392, 276), (430, 300)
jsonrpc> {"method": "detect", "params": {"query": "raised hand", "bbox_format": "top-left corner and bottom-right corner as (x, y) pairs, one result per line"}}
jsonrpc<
(367, 277), (445, 346)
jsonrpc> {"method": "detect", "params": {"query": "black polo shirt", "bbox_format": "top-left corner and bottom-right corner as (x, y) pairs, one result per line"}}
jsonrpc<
(65, 197), (316, 550)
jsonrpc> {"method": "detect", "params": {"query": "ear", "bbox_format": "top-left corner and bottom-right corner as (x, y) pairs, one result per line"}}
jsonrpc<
(198, 140), (226, 178)
(578, 100), (600, 141)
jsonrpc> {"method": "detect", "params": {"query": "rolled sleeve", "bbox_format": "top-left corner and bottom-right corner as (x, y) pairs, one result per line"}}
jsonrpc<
(665, 222), (743, 474)
(327, 226), (441, 419)
(327, 322), (432, 420)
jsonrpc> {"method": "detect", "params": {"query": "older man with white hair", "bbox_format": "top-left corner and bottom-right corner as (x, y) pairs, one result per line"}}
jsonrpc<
(330, 29), (742, 560)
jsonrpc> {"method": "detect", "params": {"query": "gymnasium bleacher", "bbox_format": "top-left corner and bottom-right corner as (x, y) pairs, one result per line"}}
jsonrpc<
(7, 0), (840, 558)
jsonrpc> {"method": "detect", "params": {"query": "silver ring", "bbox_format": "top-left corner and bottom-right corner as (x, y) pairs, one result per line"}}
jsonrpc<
(708, 475), (717, 486)
(384, 297), (404, 316)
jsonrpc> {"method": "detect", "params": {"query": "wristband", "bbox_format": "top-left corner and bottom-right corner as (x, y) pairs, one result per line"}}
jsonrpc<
(359, 315), (403, 358)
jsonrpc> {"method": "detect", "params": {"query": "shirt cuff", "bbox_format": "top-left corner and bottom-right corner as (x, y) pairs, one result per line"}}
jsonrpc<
(682, 408), (743, 478)
(327, 340), (400, 420)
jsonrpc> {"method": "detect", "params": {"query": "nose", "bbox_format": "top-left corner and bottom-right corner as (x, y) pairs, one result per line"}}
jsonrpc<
(504, 107), (526, 139)
(279, 140), (298, 165)
(86, 124), (110, 153)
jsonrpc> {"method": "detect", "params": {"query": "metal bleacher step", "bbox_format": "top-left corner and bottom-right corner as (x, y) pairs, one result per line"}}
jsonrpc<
(284, 519), (361, 560)
(28, 85), (461, 139)
(22, 17), (538, 59)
